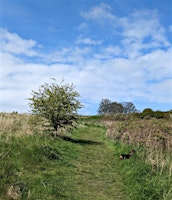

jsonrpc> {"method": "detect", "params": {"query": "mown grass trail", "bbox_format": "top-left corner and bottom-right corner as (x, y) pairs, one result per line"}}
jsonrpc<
(71, 124), (125, 199)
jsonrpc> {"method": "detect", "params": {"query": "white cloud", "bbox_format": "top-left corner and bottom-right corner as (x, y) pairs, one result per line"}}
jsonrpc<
(81, 3), (116, 23)
(43, 47), (91, 65)
(138, 48), (172, 81)
(0, 28), (38, 56)
(93, 45), (122, 59)
(81, 6), (170, 59)
(76, 35), (102, 45)
(148, 79), (172, 103)
(120, 10), (170, 58)
(77, 22), (89, 32)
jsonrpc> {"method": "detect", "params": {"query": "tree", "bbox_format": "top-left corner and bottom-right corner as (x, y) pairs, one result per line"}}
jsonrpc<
(97, 98), (112, 114)
(122, 102), (137, 114)
(98, 99), (137, 115)
(28, 79), (82, 134)
(98, 99), (123, 114)
(109, 102), (123, 114)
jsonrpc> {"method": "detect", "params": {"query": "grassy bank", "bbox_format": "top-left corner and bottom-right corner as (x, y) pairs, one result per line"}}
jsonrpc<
(104, 114), (172, 199)
(0, 113), (125, 199)
(0, 113), (172, 199)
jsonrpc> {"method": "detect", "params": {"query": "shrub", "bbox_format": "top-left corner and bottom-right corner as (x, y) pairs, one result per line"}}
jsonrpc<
(28, 79), (82, 135)
(141, 108), (154, 119)
(153, 110), (166, 119)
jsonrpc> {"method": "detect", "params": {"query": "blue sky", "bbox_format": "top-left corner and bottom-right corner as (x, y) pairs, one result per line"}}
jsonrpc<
(0, 0), (172, 115)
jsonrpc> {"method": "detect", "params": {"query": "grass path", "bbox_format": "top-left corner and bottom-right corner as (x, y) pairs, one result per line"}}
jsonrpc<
(69, 124), (126, 199)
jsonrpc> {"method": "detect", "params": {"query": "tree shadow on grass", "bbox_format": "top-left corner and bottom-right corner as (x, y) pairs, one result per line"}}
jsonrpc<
(58, 135), (102, 145)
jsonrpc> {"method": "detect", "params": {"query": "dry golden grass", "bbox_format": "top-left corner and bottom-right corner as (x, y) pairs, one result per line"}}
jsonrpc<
(103, 115), (172, 176)
(0, 113), (32, 137)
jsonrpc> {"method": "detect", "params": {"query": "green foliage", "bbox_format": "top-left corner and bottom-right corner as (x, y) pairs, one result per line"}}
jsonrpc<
(28, 79), (82, 133)
(110, 102), (123, 113)
(98, 99), (123, 114)
(97, 99), (137, 115)
(97, 98), (112, 114)
(153, 110), (167, 119)
(141, 108), (155, 119)
(141, 109), (169, 119)
(122, 102), (138, 114)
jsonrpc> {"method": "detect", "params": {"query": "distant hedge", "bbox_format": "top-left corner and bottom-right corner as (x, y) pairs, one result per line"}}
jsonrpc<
(139, 109), (169, 119)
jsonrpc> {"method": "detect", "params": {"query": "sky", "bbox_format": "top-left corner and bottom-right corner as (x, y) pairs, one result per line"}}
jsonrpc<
(0, 0), (172, 115)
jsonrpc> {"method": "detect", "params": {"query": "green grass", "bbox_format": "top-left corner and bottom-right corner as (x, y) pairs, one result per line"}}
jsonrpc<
(0, 122), (125, 199)
(113, 141), (172, 200)
(0, 114), (172, 199)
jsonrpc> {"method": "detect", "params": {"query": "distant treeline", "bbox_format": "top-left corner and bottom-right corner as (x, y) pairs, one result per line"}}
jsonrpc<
(97, 99), (138, 114)
(97, 98), (171, 119)
(135, 108), (171, 119)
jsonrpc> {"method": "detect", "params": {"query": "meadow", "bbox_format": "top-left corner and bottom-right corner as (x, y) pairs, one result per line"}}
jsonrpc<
(0, 112), (172, 199)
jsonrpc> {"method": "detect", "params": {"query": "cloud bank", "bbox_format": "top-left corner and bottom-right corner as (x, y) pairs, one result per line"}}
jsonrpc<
(0, 4), (172, 114)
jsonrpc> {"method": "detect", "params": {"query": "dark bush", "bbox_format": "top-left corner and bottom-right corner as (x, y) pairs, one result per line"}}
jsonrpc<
(153, 111), (166, 119)
(141, 108), (154, 119)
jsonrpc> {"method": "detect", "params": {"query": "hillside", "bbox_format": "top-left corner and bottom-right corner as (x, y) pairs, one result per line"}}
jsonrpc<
(0, 113), (125, 199)
(0, 113), (172, 199)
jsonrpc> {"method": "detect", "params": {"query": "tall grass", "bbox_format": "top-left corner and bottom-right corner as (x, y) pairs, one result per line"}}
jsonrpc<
(104, 114), (172, 199)
(113, 141), (172, 200)
(0, 113), (32, 137)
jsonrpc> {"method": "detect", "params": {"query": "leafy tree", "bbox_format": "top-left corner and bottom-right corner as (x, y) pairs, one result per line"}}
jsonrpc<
(98, 99), (137, 115)
(97, 98), (112, 114)
(122, 102), (137, 114)
(109, 102), (123, 114)
(98, 99), (123, 114)
(28, 79), (82, 134)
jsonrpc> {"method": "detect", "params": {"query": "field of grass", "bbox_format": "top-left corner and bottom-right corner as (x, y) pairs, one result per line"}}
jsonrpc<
(0, 113), (172, 199)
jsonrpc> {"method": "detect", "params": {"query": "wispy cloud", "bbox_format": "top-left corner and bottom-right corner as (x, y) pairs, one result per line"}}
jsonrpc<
(0, 28), (38, 56)
(81, 4), (170, 58)
(76, 35), (102, 45)
(120, 10), (170, 57)
(81, 3), (116, 23)
(77, 22), (89, 32)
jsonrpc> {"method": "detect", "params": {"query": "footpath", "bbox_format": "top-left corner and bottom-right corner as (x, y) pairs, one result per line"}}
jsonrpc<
(71, 124), (126, 199)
